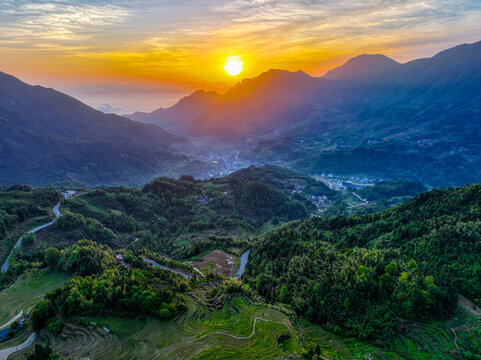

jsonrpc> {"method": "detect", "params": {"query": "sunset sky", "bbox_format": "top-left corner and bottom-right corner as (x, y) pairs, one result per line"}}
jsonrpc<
(1, 0), (480, 113)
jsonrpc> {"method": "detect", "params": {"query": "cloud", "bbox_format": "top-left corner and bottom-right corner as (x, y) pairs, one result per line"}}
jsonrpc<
(0, 0), (480, 90)
(0, 1), (128, 46)
(2, 0), (479, 54)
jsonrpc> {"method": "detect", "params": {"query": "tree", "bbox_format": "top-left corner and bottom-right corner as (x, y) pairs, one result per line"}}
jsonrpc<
(279, 284), (289, 303)
(44, 248), (60, 267)
(32, 299), (55, 331)
(22, 233), (36, 247)
(26, 344), (60, 360)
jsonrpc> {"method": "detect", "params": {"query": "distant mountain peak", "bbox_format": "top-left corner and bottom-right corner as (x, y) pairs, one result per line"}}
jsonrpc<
(226, 68), (315, 97)
(179, 89), (220, 102)
(250, 68), (312, 81)
(323, 54), (399, 80)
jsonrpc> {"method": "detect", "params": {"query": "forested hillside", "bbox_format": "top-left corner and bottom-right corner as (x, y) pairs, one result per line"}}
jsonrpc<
(2, 176), (481, 359)
(47, 166), (322, 258)
(0, 71), (201, 186)
(246, 184), (481, 344)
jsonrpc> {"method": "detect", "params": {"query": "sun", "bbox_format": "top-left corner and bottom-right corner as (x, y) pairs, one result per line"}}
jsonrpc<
(223, 56), (244, 76)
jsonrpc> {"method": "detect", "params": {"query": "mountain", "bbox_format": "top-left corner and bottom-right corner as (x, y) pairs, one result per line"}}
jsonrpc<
(323, 54), (400, 80)
(189, 70), (325, 137)
(144, 40), (479, 187)
(124, 42), (481, 186)
(0, 71), (202, 186)
(285, 41), (481, 186)
(127, 70), (326, 137)
(127, 89), (221, 135)
(247, 184), (481, 344)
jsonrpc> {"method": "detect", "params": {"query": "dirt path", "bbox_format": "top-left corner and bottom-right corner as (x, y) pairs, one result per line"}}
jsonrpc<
(197, 317), (292, 341)
(153, 316), (316, 360)
(450, 327), (460, 351)
(450, 296), (481, 353)
(458, 295), (481, 316)
(125, 238), (139, 249)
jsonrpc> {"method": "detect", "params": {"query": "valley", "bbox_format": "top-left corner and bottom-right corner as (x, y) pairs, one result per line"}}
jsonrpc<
(0, 169), (480, 359)
(0, 11), (480, 358)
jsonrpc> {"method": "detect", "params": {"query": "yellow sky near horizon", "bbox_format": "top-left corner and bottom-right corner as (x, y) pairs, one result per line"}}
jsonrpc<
(1, 0), (480, 112)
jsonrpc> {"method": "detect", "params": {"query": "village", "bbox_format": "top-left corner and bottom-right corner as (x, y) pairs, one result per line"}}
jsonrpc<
(288, 183), (332, 212)
(0, 313), (30, 343)
(313, 173), (379, 191)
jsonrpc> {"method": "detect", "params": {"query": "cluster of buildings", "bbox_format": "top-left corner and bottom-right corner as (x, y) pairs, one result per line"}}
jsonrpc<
(306, 194), (330, 211)
(195, 195), (209, 204)
(288, 182), (331, 211)
(409, 138), (435, 146)
(0, 328), (8, 342)
(199, 152), (250, 179)
(288, 183), (305, 194)
(313, 174), (378, 190)
(115, 254), (131, 269)
(0, 314), (29, 342)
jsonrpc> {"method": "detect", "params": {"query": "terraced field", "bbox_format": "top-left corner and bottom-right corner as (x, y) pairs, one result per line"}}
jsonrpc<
(303, 320), (402, 360)
(4, 272), (481, 360)
(393, 322), (456, 360)
(392, 302), (481, 359)
(0, 216), (51, 268)
(10, 295), (302, 360)
(0, 272), (70, 325)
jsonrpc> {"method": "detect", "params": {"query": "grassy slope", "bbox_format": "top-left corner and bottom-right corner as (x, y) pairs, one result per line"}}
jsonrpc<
(0, 272), (71, 325)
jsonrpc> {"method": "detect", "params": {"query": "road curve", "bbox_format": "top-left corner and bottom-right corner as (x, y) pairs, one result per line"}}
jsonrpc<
(233, 250), (250, 278)
(144, 257), (192, 279)
(1, 191), (73, 273)
(0, 310), (23, 330)
(0, 333), (36, 360)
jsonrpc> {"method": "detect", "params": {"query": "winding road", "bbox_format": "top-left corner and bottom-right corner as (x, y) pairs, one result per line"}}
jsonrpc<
(0, 192), (75, 359)
(0, 333), (36, 360)
(0, 311), (23, 331)
(233, 250), (250, 278)
(352, 192), (368, 203)
(144, 258), (192, 279)
(1, 192), (73, 273)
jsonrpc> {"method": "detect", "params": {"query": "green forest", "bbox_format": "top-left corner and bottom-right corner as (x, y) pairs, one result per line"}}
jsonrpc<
(1, 168), (481, 359)
(247, 184), (481, 345)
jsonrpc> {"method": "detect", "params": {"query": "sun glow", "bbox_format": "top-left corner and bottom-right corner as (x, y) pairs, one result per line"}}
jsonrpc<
(223, 56), (244, 76)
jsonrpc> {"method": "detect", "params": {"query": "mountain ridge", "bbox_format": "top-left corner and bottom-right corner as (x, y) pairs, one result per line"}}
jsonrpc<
(323, 53), (400, 80)
(126, 39), (481, 186)
(0, 71), (201, 186)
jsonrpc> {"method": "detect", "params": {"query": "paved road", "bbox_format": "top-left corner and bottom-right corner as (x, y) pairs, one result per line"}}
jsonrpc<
(52, 203), (61, 217)
(0, 311), (23, 330)
(233, 250), (250, 278)
(144, 258), (192, 279)
(1, 192), (73, 273)
(352, 192), (368, 203)
(0, 333), (36, 360)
